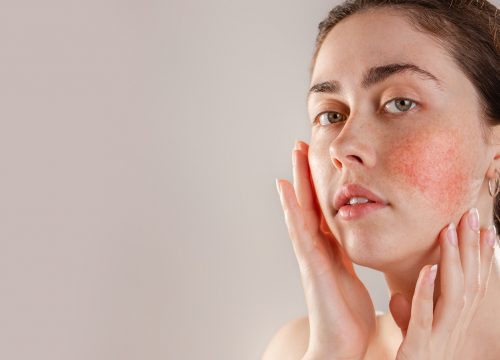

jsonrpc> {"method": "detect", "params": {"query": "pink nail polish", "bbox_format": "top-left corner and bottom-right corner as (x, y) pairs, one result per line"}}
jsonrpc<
(448, 223), (457, 246)
(429, 264), (438, 285)
(468, 208), (479, 232)
(488, 224), (497, 247)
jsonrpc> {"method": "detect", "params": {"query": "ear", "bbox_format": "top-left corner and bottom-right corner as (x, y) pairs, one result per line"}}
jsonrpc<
(485, 125), (500, 179)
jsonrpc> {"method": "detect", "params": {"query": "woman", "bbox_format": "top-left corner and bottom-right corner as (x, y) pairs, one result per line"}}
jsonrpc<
(264, 1), (500, 359)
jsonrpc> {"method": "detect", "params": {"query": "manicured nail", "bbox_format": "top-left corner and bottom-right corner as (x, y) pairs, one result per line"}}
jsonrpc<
(468, 208), (479, 232)
(448, 223), (457, 246)
(294, 140), (300, 150)
(429, 264), (438, 285)
(275, 178), (281, 195)
(488, 224), (497, 247)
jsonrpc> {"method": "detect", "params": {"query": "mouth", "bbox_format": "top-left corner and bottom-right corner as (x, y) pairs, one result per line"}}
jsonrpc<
(336, 202), (388, 221)
(334, 183), (389, 221)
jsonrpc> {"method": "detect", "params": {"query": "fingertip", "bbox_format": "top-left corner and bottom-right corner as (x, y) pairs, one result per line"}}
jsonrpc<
(296, 140), (309, 153)
(278, 180), (300, 209)
(406, 265), (436, 338)
(429, 264), (438, 285)
(447, 222), (458, 247)
(438, 224), (450, 247)
(487, 224), (497, 247)
(416, 264), (437, 298)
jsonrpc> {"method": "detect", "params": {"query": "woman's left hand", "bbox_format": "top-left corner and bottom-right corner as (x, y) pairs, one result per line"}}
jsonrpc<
(390, 208), (497, 359)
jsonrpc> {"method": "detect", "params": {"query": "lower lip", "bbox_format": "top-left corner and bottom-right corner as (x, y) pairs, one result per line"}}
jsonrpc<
(337, 202), (388, 220)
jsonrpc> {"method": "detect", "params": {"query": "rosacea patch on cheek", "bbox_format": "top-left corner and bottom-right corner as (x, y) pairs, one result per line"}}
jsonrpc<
(387, 128), (469, 215)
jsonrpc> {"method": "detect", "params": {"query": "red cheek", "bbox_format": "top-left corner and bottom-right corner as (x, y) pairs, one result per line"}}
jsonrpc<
(386, 128), (469, 215)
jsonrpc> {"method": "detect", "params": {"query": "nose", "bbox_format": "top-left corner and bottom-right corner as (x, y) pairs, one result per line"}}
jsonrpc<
(329, 114), (377, 171)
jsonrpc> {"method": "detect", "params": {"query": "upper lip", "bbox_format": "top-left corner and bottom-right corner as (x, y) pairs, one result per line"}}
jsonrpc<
(333, 183), (388, 211)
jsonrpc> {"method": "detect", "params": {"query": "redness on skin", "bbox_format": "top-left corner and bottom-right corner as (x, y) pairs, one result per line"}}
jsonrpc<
(387, 127), (470, 216)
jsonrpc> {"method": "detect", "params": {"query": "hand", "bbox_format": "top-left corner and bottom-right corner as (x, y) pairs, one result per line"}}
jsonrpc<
(389, 209), (497, 359)
(276, 140), (376, 360)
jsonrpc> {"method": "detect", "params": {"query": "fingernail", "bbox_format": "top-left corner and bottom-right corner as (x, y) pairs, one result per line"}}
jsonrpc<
(294, 140), (300, 150)
(488, 224), (497, 247)
(468, 208), (479, 232)
(275, 178), (281, 195)
(429, 264), (438, 285)
(448, 222), (457, 246)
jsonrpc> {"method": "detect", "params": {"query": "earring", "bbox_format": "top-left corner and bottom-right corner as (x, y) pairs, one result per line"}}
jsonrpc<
(489, 169), (500, 197)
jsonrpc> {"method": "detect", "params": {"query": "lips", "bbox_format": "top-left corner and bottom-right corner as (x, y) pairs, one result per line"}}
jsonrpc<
(334, 183), (388, 212)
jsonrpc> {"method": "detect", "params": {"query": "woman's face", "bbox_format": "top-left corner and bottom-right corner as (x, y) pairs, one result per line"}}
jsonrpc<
(307, 10), (490, 270)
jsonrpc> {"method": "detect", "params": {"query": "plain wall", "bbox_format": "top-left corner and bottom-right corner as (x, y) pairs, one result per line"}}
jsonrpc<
(1, 1), (499, 359)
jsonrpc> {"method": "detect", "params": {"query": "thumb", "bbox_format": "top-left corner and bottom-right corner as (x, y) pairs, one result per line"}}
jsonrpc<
(389, 292), (412, 337)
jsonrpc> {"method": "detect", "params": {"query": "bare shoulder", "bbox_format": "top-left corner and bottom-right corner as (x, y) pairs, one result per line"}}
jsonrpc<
(261, 312), (398, 360)
(261, 315), (309, 360)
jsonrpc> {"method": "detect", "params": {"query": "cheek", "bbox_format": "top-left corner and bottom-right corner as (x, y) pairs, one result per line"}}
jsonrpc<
(386, 128), (470, 215)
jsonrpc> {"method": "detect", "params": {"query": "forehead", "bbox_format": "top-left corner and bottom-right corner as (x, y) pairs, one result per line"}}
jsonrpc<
(311, 9), (454, 87)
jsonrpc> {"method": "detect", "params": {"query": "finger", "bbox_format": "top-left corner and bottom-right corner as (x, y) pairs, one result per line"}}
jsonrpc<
(295, 139), (309, 153)
(404, 264), (438, 347)
(456, 208), (480, 311)
(294, 141), (318, 208)
(432, 223), (465, 338)
(276, 179), (350, 319)
(389, 293), (412, 337)
(276, 179), (331, 275)
(292, 141), (323, 231)
(292, 140), (350, 271)
(295, 141), (331, 236)
(456, 226), (497, 336)
(292, 142), (320, 232)
(478, 225), (496, 301)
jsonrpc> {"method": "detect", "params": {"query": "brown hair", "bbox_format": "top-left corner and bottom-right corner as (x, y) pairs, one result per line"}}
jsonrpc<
(310, 0), (500, 232)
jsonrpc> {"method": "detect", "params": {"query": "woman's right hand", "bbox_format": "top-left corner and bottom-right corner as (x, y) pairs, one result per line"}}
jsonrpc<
(276, 140), (377, 360)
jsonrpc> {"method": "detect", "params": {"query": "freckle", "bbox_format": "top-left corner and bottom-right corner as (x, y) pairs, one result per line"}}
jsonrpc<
(386, 128), (469, 215)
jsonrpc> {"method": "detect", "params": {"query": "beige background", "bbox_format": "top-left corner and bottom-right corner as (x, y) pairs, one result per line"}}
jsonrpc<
(2, 1), (498, 359)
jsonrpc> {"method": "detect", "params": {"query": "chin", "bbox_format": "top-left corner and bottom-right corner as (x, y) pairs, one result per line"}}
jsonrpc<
(339, 229), (441, 273)
(343, 242), (393, 271)
(334, 229), (387, 269)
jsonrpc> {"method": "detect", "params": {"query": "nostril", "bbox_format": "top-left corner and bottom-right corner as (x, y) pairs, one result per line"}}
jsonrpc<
(333, 154), (363, 169)
(347, 154), (363, 164)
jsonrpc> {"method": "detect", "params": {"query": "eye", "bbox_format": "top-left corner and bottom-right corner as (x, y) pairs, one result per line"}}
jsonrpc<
(384, 98), (417, 114)
(315, 111), (347, 125)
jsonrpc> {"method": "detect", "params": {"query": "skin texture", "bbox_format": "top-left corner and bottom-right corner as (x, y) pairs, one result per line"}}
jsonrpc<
(387, 127), (469, 216)
(305, 8), (500, 358)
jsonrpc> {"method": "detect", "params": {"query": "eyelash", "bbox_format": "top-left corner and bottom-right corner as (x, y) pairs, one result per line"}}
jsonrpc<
(314, 98), (418, 126)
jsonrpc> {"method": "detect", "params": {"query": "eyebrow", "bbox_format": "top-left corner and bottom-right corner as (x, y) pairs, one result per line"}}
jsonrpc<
(307, 63), (443, 101)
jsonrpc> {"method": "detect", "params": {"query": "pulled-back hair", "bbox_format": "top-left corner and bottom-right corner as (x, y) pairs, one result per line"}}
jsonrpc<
(310, 0), (500, 232)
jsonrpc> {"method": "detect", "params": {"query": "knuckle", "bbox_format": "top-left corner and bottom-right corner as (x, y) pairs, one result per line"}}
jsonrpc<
(417, 314), (433, 328)
(445, 292), (466, 313)
(396, 346), (412, 360)
(470, 234), (480, 248)
(460, 291), (466, 305)
(458, 293), (466, 310)
(477, 283), (487, 300)
(469, 280), (480, 296)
